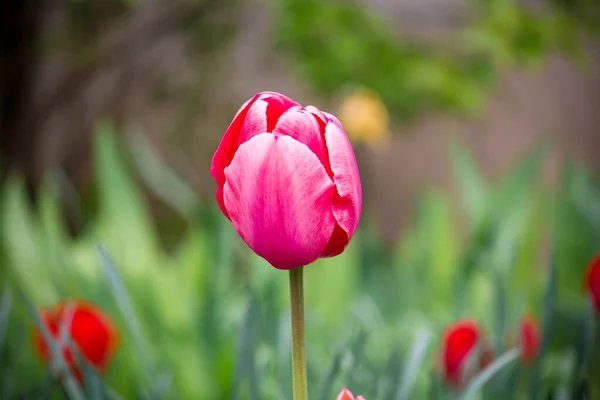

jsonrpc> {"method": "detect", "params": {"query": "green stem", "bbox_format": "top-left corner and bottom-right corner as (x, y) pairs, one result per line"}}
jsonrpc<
(289, 267), (308, 400)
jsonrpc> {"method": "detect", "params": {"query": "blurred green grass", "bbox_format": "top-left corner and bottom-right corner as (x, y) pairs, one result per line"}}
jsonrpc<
(0, 124), (598, 399)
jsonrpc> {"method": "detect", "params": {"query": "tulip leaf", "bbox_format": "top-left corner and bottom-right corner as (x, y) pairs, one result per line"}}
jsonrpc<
(93, 122), (160, 277)
(276, 312), (292, 397)
(574, 294), (597, 376)
(569, 163), (600, 239)
(529, 251), (557, 397)
(0, 178), (56, 303)
(395, 326), (433, 400)
(458, 348), (520, 400)
(317, 345), (346, 400)
(0, 287), (12, 368)
(375, 349), (403, 400)
(492, 268), (507, 353)
(451, 140), (489, 224)
(83, 367), (104, 400)
(96, 244), (155, 393)
(127, 133), (200, 220)
(231, 290), (260, 400)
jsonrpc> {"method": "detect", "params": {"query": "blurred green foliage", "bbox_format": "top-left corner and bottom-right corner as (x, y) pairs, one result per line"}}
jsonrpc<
(0, 125), (599, 399)
(276, 0), (596, 120)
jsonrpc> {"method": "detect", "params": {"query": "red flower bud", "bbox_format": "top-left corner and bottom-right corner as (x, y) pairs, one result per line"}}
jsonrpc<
(518, 314), (541, 364)
(32, 300), (120, 382)
(441, 319), (494, 389)
(585, 253), (600, 313)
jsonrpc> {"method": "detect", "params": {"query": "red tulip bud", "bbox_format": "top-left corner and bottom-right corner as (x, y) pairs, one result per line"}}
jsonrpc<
(441, 319), (494, 389)
(32, 300), (120, 382)
(518, 314), (541, 364)
(585, 254), (600, 313)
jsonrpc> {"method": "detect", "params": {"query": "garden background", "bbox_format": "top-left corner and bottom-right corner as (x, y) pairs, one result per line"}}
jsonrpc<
(1, 0), (600, 399)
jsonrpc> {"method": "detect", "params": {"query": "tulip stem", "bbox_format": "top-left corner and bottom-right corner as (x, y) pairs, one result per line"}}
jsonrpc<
(289, 267), (308, 400)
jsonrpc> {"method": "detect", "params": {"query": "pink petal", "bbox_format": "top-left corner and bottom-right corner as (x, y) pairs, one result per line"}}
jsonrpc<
(321, 223), (348, 258)
(211, 94), (262, 216)
(273, 106), (329, 169)
(323, 113), (362, 252)
(223, 133), (336, 270)
(305, 105), (328, 126)
(336, 388), (355, 400)
(238, 93), (298, 147)
(211, 92), (297, 217)
(263, 92), (298, 132)
(356, 397), (366, 400)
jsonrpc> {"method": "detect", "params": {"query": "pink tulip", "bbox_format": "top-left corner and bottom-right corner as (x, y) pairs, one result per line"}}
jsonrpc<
(211, 91), (362, 270)
(336, 387), (366, 400)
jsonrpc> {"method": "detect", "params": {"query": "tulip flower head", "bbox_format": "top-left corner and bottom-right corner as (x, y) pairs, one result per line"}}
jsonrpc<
(585, 253), (600, 313)
(211, 91), (362, 270)
(441, 319), (494, 389)
(336, 387), (366, 400)
(32, 300), (120, 381)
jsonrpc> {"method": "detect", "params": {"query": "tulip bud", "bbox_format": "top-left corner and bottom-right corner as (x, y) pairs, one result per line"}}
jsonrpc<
(211, 92), (362, 270)
(32, 300), (120, 382)
(585, 253), (600, 313)
(518, 314), (541, 364)
(440, 319), (494, 389)
(336, 387), (366, 400)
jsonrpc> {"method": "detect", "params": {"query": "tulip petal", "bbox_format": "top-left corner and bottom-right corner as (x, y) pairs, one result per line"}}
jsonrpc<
(56, 300), (119, 371)
(321, 223), (348, 257)
(273, 106), (329, 170)
(211, 93), (263, 217)
(223, 133), (336, 269)
(323, 113), (362, 251)
(336, 388), (355, 400)
(211, 92), (297, 218)
(263, 92), (298, 132)
(519, 314), (540, 364)
(586, 254), (600, 312)
(443, 320), (479, 386)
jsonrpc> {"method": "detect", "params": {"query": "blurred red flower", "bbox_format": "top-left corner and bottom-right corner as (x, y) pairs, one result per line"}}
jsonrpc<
(336, 387), (366, 400)
(440, 319), (494, 389)
(518, 314), (541, 364)
(585, 253), (600, 312)
(32, 299), (120, 382)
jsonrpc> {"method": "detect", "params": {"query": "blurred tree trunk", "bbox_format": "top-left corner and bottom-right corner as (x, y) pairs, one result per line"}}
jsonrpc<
(0, 0), (43, 197)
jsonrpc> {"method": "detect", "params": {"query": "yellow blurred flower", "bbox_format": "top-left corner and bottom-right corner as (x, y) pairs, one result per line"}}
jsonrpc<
(337, 87), (390, 149)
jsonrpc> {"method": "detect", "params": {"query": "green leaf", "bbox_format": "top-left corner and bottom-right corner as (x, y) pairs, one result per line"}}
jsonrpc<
(317, 345), (346, 400)
(127, 133), (200, 220)
(395, 326), (433, 400)
(96, 244), (155, 393)
(574, 294), (597, 376)
(451, 141), (489, 223)
(492, 268), (507, 352)
(231, 291), (260, 400)
(0, 178), (57, 303)
(529, 252), (557, 396)
(305, 240), (360, 330)
(458, 348), (520, 400)
(0, 288), (12, 368)
(93, 122), (160, 277)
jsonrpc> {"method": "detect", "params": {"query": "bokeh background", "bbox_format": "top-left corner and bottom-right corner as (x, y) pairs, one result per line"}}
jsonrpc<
(1, 0), (600, 399)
